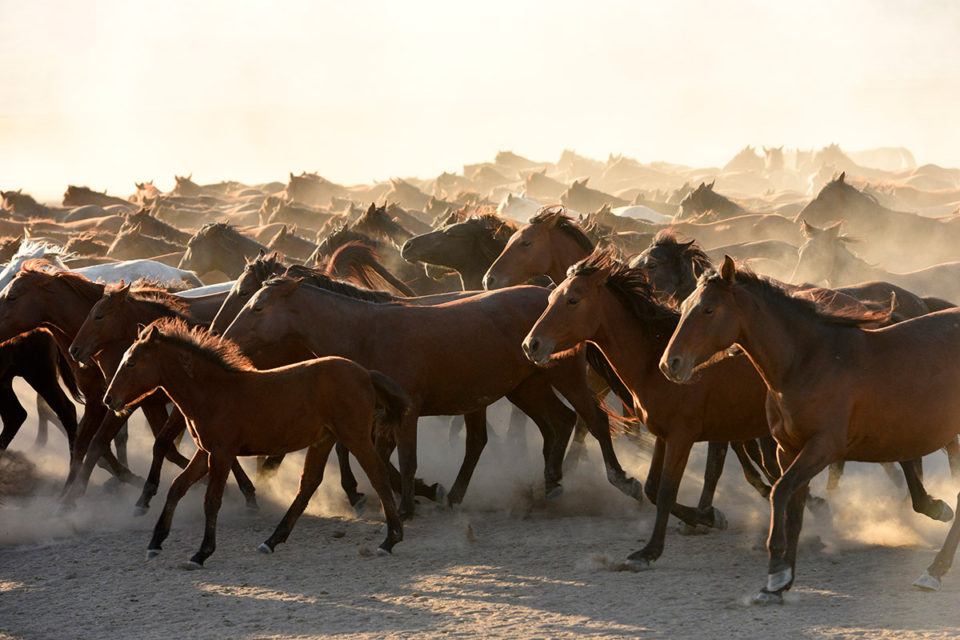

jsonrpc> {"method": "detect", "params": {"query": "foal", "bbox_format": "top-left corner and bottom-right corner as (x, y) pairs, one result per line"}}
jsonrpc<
(104, 320), (408, 566)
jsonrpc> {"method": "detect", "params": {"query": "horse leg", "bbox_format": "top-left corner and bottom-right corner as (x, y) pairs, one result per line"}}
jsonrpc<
(731, 441), (772, 499)
(257, 455), (285, 480)
(756, 442), (835, 605)
(882, 461), (905, 489)
(505, 405), (528, 450)
(644, 437), (664, 505)
(113, 423), (129, 469)
(147, 449), (209, 558)
(344, 430), (403, 554)
(34, 395), (54, 448)
(137, 411), (187, 515)
(0, 385), (27, 456)
(260, 437), (335, 553)
(140, 396), (186, 466)
(335, 441), (366, 515)
(901, 458), (953, 522)
(826, 460), (845, 492)
(397, 412), (419, 520)
(66, 400), (108, 489)
(914, 489), (960, 592)
(690, 442), (729, 529)
(373, 427), (442, 502)
(188, 451), (232, 568)
(506, 382), (574, 500)
(554, 379), (643, 502)
(32, 375), (78, 459)
(63, 411), (141, 504)
(445, 408), (488, 507)
(626, 435), (694, 568)
(562, 417), (589, 473)
(447, 415), (464, 447)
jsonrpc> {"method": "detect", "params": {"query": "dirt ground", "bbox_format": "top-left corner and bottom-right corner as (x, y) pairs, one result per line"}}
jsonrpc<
(1, 392), (958, 640)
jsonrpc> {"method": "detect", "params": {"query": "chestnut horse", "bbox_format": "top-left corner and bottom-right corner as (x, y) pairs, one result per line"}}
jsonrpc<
(223, 276), (643, 518)
(661, 256), (960, 601)
(104, 320), (408, 566)
(521, 250), (795, 569)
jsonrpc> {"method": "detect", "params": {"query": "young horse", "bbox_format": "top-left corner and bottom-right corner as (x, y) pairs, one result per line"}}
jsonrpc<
(104, 319), (408, 566)
(522, 250), (787, 568)
(401, 214), (518, 290)
(661, 256), (960, 601)
(223, 276), (643, 518)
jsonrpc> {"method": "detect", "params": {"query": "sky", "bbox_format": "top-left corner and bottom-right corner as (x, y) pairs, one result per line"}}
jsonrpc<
(1, 0), (958, 199)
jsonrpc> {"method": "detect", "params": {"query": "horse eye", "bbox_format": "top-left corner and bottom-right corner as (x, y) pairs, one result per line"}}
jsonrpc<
(703, 307), (714, 315)
(520, 240), (532, 247)
(125, 359), (136, 368)
(95, 314), (104, 320)
(567, 298), (579, 306)
(253, 305), (263, 313)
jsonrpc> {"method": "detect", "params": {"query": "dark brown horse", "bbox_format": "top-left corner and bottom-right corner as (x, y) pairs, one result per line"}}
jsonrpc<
(179, 223), (269, 279)
(104, 319), (408, 566)
(401, 214), (517, 290)
(661, 257), (960, 601)
(223, 276), (643, 518)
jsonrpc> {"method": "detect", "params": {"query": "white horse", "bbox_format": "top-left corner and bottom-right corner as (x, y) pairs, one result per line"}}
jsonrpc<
(176, 281), (235, 297)
(496, 192), (546, 221)
(0, 241), (204, 292)
(609, 205), (675, 225)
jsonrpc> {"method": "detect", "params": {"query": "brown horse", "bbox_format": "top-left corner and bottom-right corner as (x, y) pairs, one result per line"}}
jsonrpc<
(103, 319), (408, 566)
(521, 250), (789, 569)
(678, 181), (749, 221)
(266, 225), (318, 262)
(180, 223), (269, 279)
(223, 276), (643, 518)
(107, 223), (185, 261)
(660, 256), (960, 601)
(63, 186), (134, 210)
(484, 206), (595, 289)
(792, 220), (960, 302)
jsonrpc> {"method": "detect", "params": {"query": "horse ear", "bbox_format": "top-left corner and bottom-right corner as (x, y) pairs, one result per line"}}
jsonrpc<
(366, 202), (376, 214)
(801, 219), (816, 237)
(720, 255), (736, 283)
(257, 248), (265, 258)
(707, 180), (715, 190)
(279, 225), (287, 237)
(836, 171), (846, 183)
(680, 239), (696, 250)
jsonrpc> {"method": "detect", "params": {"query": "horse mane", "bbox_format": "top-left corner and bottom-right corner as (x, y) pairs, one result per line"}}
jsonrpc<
(530, 206), (595, 253)
(702, 263), (892, 327)
(242, 250), (286, 282)
(191, 223), (266, 254)
(817, 175), (881, 207)
(569, 250), (679, 330)
(281, 265), (397, 303)
(150, 318), (253, 372)
(322, 241), (414, 297)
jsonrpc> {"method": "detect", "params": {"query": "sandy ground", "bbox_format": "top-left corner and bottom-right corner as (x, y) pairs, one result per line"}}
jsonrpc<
(1, 387), (959, 640)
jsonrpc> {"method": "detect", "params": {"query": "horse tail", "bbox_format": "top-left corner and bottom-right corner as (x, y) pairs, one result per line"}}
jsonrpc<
(584, 343), (644, 438)
(327, 241), (415, 297)
(369, 370), (412, 442)
(922, 296), (956, 312)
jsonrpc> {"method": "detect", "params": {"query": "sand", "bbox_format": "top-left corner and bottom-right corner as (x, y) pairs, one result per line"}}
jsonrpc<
(1, 391), (958, 640)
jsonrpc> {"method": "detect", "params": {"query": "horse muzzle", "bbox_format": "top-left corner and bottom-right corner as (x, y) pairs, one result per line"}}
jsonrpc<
(522, 335), (555, 366)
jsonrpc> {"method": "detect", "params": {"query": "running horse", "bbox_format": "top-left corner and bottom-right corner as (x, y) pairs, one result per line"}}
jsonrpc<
(103, 319), (408, 566)
(660, 256), (960, 601)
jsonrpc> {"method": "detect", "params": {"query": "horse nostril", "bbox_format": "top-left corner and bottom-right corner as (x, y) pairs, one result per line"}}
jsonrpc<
(528, 338), (540, 354)
(103, 395), (112, 407)
(483, 274), (495, 290)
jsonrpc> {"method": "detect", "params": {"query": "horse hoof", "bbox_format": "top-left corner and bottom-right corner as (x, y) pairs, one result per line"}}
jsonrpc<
(712, 508), (728, 530)
(102, 476), (122, 493)
(376, 547), (391, 557)
(934, 501), (954, 523)
(245, 499), (259, 512)
(546, 485), (564, 501)
(434, 484), (447, 505)
(913, 571), (941, 592)
(132, 505), (148, 517)
(55, 502), (75, 516)
(184, 560), (204, 570)
(256, 543), (273, 554)
(352, 495), (368, 518)
(624, 557), (652, 572)
(752, 589), (784, 605)
(146, 549), (161, 560)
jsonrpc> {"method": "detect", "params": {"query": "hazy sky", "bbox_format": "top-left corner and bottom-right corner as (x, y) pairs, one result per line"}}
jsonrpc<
(2, 0), (958, 198)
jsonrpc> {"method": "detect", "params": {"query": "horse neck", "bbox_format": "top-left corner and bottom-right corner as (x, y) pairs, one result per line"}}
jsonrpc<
(592, 290), (676, 408)
(285, 289), (375, 356)
(154, 344), (248, 422)
(727, 285), (823, 391)
(42, 285), (101, 342)
(548, 231), (591, 285)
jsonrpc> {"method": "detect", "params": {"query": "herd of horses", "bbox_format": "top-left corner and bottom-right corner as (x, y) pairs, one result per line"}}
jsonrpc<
(1, 143), (960, 605)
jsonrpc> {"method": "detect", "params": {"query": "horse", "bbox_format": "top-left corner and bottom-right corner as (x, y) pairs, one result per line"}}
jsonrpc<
(266, 225), (318, 262)
(520, 250), (813, 569)
(283, 172), (351, 207)
(792, 220), (960, 302)
(660, 256), (960, 601)
(123, 208), (192, 244)
(723, 145), (765, 173)
(484, 206), (596, 289)
(796, 172), (960, 270)
(62, 186), (134, 210)
(1, 189), (107, 222)
(104, 319), (408, 565)
(401, 214), (517, 290)
(678, 181), (749, 221)
(64, 234), (109, 257)
(522, 169), (567, 201)
(496, 193), (542, 221)
(107, 223), (185, 261)
(179, 223), (269, 279)
(61, 283), (260, 508)
(222, 276), (644, 518)
(321, 242), (414, 297)
(560, 179), (629, 212)
(0, 329), (80, 460)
